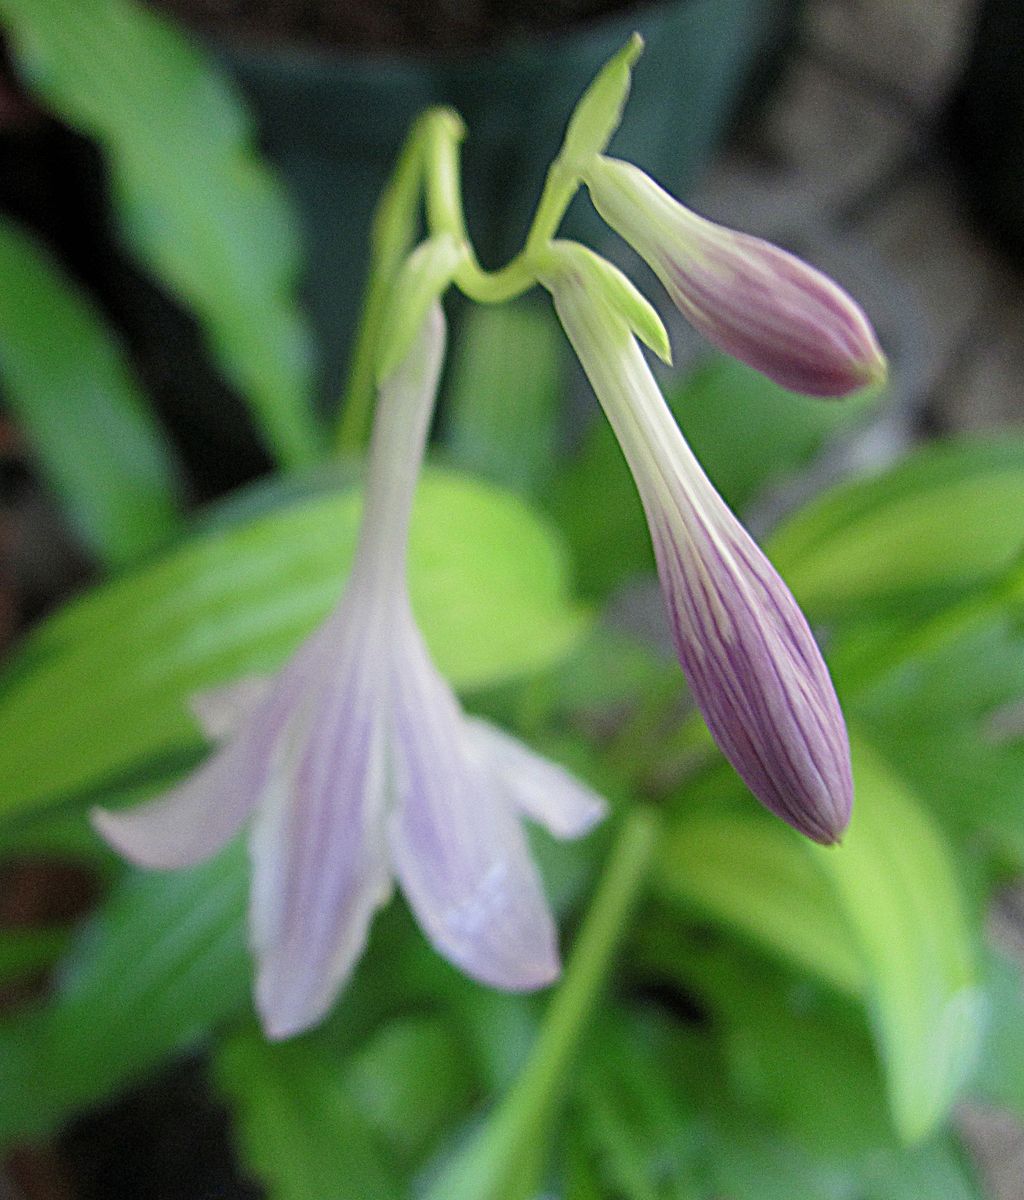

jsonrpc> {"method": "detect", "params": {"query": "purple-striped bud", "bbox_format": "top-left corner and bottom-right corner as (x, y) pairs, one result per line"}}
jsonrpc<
(583, 156), (887, 397)
(544, 250), (852, 843)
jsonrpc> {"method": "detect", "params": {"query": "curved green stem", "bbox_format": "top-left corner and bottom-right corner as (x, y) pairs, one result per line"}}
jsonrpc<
(422, 108), (579, 304)
(335, 84), (596, 450)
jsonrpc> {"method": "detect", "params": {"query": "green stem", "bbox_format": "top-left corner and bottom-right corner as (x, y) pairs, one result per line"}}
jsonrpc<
(422, 107), (583, 304)
(500, 807), (657, 1198)
(429, 807), (659, 1200)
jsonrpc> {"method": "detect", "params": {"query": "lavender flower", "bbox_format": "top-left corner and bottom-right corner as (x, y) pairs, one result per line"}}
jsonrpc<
(93, 304), (605, 1040)
(543, 248), (852, 843)
(583, 156), (887, 397)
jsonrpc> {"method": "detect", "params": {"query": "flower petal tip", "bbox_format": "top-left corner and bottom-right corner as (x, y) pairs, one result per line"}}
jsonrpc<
(255, 986), (322, 1043)
(89, 804), (191, 871)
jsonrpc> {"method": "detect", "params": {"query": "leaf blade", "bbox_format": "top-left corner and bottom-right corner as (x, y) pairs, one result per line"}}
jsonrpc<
(0, 218), (184, 565)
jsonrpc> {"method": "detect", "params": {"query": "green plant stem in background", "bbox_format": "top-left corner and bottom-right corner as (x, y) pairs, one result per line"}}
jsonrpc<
(429, 806), (659, 1200)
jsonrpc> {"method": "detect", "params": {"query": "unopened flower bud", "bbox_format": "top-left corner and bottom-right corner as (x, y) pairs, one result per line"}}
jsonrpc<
(584, 156), (887, 397)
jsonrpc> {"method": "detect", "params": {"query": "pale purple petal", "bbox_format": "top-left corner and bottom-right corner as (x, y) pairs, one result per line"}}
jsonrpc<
(91, 731), (271, 870)
(249, 621), (393, 1041)
(388, 619), (560, 991)
(190, 674), (273, 742)
(91, 670), (295, 869)
(463, 717), (608, 840)
(584, 156), (886, 397)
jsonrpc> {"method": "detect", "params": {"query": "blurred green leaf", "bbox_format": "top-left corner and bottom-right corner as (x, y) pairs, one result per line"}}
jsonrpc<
(0, 218), (183, 566)
(655, 812), (866, 996)
(214, 1026), (402, 1200)
(0, 468), (588, 823)
(770, 438), (1024, 618)
(648, 733), (983, 1145)
(0, 841), (249, 1143)
(548, 352), (875, 599)
(597, 1004), (984, 1200)
(573, 1011), (699, 1200)
(444, 299), (562, 496)
(665, 354), (880, 513)
(0, 0), (321, 467)
(702, 1104), (983, 1200)
(810, 735), (984, 1143)
(849, 597), (1024, 867)
(971, 945), (1024, 1118)
(547, 386), (648, 599)
(343, 1014), (476, 1162)
(691, 948), (894, 1157)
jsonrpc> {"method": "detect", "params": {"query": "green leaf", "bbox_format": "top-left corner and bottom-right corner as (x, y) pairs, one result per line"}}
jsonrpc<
(810, 735), (984, 1143)
(573, 1010), (699, 1200)
(770, 438), (1024, 618)
(0, 841), (249, 1143)
(648, 733), (983, 1145)
(444, 299), (562, 496)
(655, 811), (866, 996)
(971, 947), (1024, 1118)
(0, 468), (588, 823)
(343, 1014), (476, 1161)
(665, 353), (880, 513)
(682, 944), (894, 1157)
(0, 218), (183, 566)
(214, 1027), (403, 1200)
(849, 602), (1024, 867)
(0, 0), (321, 467)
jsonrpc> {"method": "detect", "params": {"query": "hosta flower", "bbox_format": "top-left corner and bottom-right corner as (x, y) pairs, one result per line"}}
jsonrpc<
(94, 304), (606, 1040)
(583, 155), (887, 397)
(543, 248), (852, 843)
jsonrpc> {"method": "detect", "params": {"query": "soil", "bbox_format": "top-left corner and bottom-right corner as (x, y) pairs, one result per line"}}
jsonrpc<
(145, 0), (647, 53)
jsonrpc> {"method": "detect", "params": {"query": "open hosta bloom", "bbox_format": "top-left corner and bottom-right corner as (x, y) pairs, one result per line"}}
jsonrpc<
(583, 155), (887, 397)
(94, 304), (606, 1040)
(544, 247), (853, 843)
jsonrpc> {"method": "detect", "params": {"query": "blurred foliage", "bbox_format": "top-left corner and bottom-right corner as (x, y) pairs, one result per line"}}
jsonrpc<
(0, 0), (322, 468)
(0, 218), (184, 566)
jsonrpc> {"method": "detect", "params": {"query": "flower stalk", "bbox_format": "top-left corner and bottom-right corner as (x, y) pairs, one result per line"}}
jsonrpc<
(424, 807), (659, 1200)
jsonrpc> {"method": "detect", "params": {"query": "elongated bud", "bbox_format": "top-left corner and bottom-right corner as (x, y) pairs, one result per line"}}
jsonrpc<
(583, 156), (887, 397)
(542, 248), (853, 843)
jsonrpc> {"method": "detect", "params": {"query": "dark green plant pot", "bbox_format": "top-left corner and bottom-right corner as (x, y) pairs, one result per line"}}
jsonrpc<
(214, 0), (778, 408)
(946, 0), (1024, 266)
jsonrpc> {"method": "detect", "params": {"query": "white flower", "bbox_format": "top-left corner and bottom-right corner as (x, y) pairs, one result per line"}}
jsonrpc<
(93, 304), (605, 1039)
